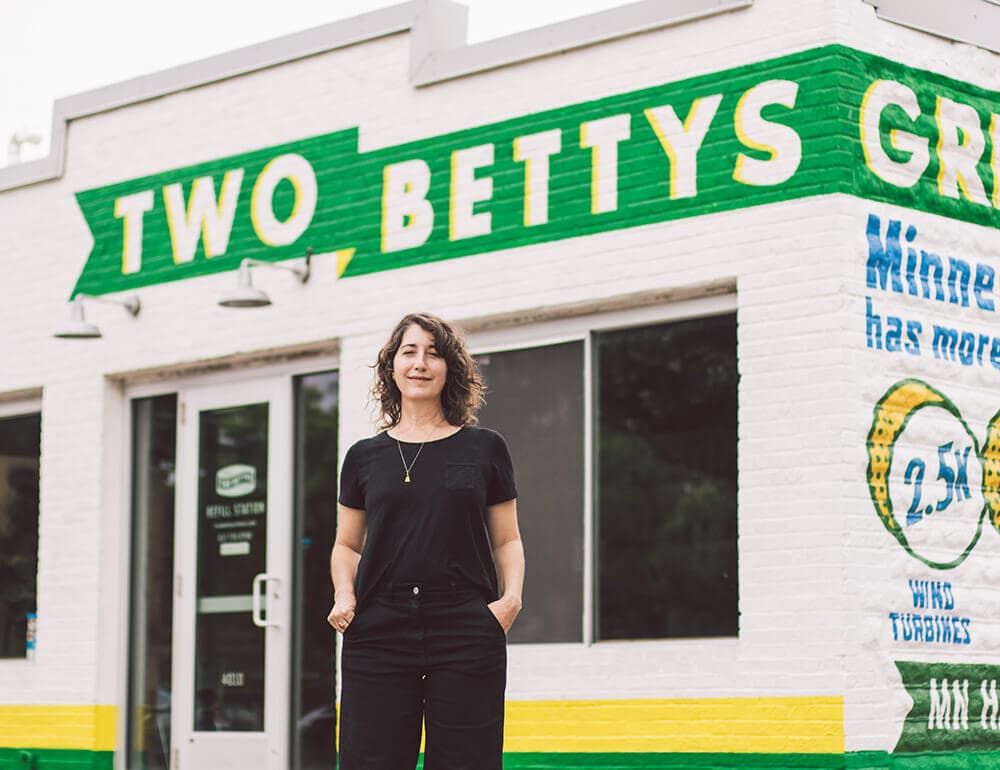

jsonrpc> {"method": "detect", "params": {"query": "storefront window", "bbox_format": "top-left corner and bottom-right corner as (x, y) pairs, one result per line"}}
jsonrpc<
(126, 395), (177, 769)
(292, 371), (339, 770)
(595, 314), (738, 640)
(476, 342), (585, 644)
(472, 309), (738, 644)
(0, 411), (40, 659)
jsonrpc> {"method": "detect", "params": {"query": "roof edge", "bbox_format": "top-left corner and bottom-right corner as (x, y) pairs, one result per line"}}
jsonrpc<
(863, 0), (1000, 55)
(413, 0), (753, 86)
(0, 1), (426, 192)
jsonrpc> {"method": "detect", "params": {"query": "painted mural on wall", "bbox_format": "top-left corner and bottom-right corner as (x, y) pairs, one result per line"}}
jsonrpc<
(56, 30), (1000, 766)
(72, 44), (1000, 298)
(867, 378), (999, 570)
(864, 207), (1000, 759)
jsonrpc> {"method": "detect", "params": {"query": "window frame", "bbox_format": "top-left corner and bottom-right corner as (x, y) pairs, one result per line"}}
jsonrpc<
(467, 293), (737, 646)
(0, 399), (42, 420)
(0, 396), (43, 664)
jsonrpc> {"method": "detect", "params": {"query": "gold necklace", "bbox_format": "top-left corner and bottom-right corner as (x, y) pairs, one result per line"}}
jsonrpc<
(395, 439), (425, 483)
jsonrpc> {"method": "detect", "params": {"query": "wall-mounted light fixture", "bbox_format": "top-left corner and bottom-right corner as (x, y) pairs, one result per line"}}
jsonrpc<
(218, 249), (311, 308)
(53, 294), (141, 339)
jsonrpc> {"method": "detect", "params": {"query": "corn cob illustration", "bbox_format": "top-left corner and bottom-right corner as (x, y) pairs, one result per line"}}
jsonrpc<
(868, 379), (986, 569)
(867, 380), (948, 535)
(983, 410), (1000, 532)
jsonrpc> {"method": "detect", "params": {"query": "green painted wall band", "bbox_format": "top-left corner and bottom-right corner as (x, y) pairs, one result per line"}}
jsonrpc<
(4, 748), (1000, 769)
(0, 748), (113, 770)
(72, 45), (1000, 298)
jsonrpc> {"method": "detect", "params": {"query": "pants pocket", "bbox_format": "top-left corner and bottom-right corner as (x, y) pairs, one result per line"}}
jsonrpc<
(483, 601), (506, 637)
(343, 609), (361, 640)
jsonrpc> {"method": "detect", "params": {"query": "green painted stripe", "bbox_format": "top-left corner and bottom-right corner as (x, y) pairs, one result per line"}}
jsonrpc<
(4, 748), (998, 769)
(848, 752), (1000, 770)
(71, 43), (1000, 299)
(0, 748), (113, 770)
(478, 753), (1000, 770)
(71, 44), (849, 297)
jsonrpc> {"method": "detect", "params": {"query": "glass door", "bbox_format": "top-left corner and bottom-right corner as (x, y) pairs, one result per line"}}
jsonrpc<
(172, 378), (292, 770)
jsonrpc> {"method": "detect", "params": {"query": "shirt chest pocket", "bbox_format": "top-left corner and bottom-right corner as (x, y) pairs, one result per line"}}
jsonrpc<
(445, 462), (478, 490)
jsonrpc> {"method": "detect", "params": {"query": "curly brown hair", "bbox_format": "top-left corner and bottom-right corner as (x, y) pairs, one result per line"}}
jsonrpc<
(372, 313), (485, 430)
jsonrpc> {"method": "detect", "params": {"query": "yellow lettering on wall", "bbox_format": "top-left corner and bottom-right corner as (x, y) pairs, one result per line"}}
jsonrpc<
(381, 159), (434, 252)
(732, 80), (801, 187)
(114, 190), (154, 275)
(645, 94), (722, 199)
(990, 113), (1000, 209)
(859, 79), (929, 189)
(580, 114), (631, 214)
(250, 154), (317, 247)
(163, 169), (245, 264)
(513, 130), (561, 227)
(935, 96), (990, 207)
(449, 144), (495, 241)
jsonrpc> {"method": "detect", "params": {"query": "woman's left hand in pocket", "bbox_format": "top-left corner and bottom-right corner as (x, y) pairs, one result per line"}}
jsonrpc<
(487, 595), (522, 634)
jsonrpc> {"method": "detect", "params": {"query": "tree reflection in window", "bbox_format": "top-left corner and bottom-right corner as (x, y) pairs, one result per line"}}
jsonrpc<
(595, 314), (738, 640)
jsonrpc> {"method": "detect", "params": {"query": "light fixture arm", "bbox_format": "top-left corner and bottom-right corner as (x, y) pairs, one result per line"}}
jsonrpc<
(74, 293), (141, 316)
(55, 292), (141, 338)
(73, 294), (142, 317)
(241, 248), (311, 283)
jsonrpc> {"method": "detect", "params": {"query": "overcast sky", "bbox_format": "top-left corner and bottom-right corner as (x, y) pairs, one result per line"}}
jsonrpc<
(0, 0), (631, 167)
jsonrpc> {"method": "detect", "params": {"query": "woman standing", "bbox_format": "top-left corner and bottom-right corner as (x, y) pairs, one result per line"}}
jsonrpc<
(328, 312), (524, 770)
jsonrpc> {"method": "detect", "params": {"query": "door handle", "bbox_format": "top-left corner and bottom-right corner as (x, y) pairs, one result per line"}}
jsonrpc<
(251, 573), (280, 628)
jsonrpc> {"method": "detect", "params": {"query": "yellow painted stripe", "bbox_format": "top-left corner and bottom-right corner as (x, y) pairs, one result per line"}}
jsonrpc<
(336, 247), (357, 278)
(503, 697), (844, 753)
(0, 705), (115, 751)
(3, 696), (842, 754)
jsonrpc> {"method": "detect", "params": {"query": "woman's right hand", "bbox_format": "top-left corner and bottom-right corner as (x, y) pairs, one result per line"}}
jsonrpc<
(328, 598), (356, 634)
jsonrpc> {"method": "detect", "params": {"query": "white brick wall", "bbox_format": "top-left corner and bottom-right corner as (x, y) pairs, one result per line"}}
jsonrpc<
(1, 0), (999, 758)
(842, 194), (1000, 751)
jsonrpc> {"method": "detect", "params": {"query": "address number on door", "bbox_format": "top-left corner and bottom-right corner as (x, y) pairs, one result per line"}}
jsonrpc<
(220, 671), (246, 687)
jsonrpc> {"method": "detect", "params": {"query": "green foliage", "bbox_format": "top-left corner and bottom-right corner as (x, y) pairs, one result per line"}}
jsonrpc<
(596, 315), (738, 640)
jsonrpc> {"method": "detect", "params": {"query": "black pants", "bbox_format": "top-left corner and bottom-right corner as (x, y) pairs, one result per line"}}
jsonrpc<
(338, 583), (507, 770)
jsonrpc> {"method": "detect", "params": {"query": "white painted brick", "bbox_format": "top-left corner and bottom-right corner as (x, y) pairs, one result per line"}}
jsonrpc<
(0, 0), (998, 760)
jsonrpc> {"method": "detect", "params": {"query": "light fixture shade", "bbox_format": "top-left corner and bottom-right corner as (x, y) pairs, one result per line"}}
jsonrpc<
(219, 261), (272, 308)
(53, 297), (102, 339)
(53, 318), (102, 338)
(218, 285), (273, 308)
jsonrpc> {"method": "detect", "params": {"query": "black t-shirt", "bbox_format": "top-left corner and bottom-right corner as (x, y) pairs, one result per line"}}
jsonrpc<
(338, 426), (517, 607)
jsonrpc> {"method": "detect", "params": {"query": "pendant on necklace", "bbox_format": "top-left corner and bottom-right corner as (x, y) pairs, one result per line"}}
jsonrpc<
(404, 472), (411, 483)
